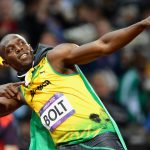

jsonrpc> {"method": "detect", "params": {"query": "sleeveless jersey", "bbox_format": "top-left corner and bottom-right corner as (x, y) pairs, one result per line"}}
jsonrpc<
(20, 56), (119, 146)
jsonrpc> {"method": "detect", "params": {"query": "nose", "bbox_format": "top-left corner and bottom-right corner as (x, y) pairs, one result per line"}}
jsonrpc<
(15, 45), (23, 53)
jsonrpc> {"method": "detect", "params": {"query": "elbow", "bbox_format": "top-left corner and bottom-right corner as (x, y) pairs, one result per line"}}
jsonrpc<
(96, 42), (113, 56)
(0, 103), (7, 117)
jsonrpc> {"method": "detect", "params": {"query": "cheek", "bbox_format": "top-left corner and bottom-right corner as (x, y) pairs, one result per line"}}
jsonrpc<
(7, 54), (18, 64)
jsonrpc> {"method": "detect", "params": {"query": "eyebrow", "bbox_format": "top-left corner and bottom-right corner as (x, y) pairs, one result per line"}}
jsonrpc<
(6, 44), (14, 49)
(18, 39), (23, 42)
(6, 38), (20, 47)
(18, 38), (27, 44)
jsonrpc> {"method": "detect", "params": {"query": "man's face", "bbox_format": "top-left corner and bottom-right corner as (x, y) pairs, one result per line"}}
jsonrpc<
(4, 36), (33, 71)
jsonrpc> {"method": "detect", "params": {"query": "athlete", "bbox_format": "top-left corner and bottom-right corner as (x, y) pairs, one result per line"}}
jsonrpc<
(0, 16), (149, 150)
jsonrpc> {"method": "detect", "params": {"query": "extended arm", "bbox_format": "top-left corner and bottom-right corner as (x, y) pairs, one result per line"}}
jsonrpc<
(65, 17), (150, 65)
(48, 16), (150, 66)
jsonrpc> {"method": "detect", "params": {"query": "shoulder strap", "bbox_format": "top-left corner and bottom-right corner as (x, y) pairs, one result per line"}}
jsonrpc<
(33, 44), (53, 67)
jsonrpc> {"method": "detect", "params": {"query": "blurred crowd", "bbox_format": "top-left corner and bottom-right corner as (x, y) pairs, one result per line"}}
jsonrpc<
(0, 0), (150, 150)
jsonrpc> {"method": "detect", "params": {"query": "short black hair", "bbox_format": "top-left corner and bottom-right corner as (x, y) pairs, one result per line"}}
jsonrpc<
(0, 34), (27, 58)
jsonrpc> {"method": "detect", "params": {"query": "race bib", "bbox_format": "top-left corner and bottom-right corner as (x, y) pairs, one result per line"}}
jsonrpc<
(39, 93), (75, 132)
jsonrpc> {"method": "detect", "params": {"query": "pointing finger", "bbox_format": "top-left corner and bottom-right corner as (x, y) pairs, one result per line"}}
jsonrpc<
(13, 81), (25, 87)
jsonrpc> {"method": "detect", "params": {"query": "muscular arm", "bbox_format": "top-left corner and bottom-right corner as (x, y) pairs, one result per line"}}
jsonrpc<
(48, 16), (150, 66)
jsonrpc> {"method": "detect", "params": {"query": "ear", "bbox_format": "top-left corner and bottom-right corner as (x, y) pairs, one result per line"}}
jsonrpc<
(29, 44), (33, 52)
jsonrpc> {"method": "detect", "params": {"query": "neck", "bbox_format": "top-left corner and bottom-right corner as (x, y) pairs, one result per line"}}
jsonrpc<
(17, 61), (33, 74)
(17, 61), (34, 81)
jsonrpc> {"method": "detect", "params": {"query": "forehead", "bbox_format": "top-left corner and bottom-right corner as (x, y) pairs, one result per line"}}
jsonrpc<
(5, 36), (26, 47)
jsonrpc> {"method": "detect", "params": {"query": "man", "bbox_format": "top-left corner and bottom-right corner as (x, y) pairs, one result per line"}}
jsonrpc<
(0, 16), (149, 150)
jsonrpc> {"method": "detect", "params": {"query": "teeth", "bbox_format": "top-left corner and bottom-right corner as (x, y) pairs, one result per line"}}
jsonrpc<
(20, 54), (27, 59)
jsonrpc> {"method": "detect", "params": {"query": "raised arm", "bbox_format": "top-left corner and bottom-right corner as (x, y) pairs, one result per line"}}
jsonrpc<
(0, 82), (25, 117)
(48, 16), (150, 66)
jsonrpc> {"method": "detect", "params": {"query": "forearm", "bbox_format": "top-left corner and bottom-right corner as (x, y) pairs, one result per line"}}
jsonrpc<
(100, 20), (147, 54)
(0, 97), (23, 117)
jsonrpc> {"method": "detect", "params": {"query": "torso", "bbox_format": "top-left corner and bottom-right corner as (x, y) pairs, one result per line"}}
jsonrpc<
(20, 56), (115, 145)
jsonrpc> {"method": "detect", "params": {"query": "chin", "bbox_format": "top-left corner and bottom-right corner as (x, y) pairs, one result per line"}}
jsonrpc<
(23, 61), (32, 67)
(19, 59), (32, 70)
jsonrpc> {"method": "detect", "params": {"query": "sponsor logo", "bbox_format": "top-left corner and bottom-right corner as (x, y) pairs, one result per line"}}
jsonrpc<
(40, 71), (45, 74)
(30, 80), (51, 101)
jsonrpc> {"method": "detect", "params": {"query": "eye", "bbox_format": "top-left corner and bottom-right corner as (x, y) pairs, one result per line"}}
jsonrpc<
(7, 47), (14, 53)
(19, 41), (25, 46)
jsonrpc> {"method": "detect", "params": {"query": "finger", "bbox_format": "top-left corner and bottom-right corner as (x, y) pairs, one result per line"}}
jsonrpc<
(13, 81), (25, 87)
(4, 92), (11, 99)
(8, 85), (18, 95)
(5, 88), (15, 97)
(17, 94), (21, 101)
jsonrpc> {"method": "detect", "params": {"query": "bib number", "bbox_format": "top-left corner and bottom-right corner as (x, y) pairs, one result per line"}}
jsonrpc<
(39, 93), (75, 132)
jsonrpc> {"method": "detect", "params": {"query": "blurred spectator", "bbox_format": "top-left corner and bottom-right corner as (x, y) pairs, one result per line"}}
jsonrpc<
(94, 18), (112, 37)
(0, 0), (19, 39)
(118, 47), (148, 123)
(100, 0), (118, 19)
(115, 4), (140, 27)
(40, 30), (58, 46)
(20, 0), (47, 48)
(90, 69), (118, 102)
(75, 2), (101, 23)
(0, 114), (19, 150)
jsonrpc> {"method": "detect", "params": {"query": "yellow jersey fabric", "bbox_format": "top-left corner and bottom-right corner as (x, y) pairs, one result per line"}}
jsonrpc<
(20, 56), (115, 145)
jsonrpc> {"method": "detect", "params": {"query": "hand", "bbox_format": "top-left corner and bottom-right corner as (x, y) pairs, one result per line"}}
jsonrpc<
(0, 82), (25, 100)
(140, 16), (150, 28)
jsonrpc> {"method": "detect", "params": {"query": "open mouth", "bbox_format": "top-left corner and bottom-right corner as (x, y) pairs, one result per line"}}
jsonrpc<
(18, 52), (29, 60)
(20, 53), (28, 59)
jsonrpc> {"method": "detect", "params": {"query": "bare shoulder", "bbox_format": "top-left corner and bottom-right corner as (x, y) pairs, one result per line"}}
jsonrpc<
(46, 43), (79, 73)
(47, 43), (79, 61)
